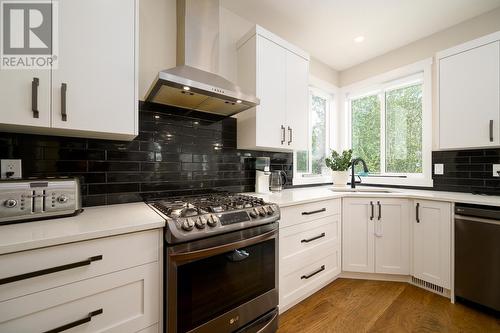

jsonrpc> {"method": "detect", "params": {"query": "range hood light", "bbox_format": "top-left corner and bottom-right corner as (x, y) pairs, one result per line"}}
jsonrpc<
(236, 100), (242, 104)
(183, 86), (191, 91)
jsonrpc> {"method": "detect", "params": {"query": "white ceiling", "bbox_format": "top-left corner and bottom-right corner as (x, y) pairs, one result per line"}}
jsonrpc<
(221, 0), (500, 71)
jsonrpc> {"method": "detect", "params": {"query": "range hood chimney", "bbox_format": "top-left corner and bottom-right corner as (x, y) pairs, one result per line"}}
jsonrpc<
(145, 0), (259, 116)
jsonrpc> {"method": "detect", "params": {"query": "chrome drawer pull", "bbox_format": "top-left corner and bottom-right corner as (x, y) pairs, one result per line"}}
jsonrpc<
(301, 208), (326, 215)
(301, 232), (326, 243)
(301, 265), (325, 280)
(43, 309), (103, 333)
(0, 255), (103, 285)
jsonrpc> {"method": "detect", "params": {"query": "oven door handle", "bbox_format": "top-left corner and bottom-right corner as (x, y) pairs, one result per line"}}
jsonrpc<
(170, 229), (277, 262)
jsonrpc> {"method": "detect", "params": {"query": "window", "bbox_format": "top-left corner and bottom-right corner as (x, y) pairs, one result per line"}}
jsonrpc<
(349, 77), (423, 175)
(295, 86), (333, 184)
(345, 59), (432, 187)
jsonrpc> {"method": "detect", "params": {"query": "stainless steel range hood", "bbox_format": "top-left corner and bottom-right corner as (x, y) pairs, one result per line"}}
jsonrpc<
(145, 0), (259, 116)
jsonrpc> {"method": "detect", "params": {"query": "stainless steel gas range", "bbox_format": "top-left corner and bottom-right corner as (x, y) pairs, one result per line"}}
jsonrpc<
(148, 193), (280, 333)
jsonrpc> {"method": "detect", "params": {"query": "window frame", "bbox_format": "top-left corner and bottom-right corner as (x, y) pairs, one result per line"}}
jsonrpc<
(293, 77), (337, 185)
(343, 58), (433, 187)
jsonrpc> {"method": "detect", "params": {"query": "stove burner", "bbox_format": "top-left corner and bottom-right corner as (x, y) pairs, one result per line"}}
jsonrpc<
(148, 193), (279, 244)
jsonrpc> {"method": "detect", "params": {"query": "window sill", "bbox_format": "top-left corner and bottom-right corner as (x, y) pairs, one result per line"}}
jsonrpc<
(358, 175), (433, 187)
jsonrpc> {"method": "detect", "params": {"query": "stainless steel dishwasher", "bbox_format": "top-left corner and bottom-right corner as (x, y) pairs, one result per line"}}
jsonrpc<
(455, 203), (500, 312)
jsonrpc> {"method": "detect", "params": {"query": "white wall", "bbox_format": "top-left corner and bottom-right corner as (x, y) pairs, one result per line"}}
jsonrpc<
(310, 58), (339, 87)
(139, 0), (176, 100)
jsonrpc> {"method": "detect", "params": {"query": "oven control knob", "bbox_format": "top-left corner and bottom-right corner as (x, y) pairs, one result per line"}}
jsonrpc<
(266, 206), (274, 215)
(181, 218), (195, 231)
(195, 217), (207, 229)
(4, 199), (17, 208)
(207, 215), (218, 227)
(57, 195), (69, 204)
(258, 208), (266, 217)
(249, 210), (258, 218)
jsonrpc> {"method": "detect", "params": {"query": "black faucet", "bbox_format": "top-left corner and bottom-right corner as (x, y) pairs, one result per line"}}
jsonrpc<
(351, 158), (369, 189)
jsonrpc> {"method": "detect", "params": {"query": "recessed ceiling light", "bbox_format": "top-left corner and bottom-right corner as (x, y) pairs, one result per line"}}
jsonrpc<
(183, 86), (190, 91)
(354, 36), (365, 43)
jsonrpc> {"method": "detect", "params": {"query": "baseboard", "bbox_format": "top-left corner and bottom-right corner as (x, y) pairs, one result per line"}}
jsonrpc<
(339, 271), (411, 283)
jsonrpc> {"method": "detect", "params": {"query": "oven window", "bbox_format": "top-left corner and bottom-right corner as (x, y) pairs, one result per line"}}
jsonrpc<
(177, 239), (275, 332)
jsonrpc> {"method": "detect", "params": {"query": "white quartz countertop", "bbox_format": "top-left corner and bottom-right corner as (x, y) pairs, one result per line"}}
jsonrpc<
(0, 202), (165, 255)
(247, 185), (500, 208)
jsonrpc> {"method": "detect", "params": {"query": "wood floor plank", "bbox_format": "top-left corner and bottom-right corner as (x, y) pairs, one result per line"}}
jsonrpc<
(278, 278), (500, 333)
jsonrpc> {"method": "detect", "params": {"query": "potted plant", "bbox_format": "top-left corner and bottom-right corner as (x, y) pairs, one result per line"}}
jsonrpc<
(325, 149), (353, 187)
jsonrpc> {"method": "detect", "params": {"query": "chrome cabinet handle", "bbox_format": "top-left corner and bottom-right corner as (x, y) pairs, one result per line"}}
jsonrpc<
(301, 265), (325, 279)
(32, 78), (39, 118)
(288, 126), (292, 145)
(61, 83), (67, 121)
(0, 255), (103, 285)
(416, 202), (420, 223)
(281, 125), (285, 145)
(370, 201), (374, 220)
(43, 309), (103, 333)
(301, 232), (326, 243)
(490, 120), (494, 142)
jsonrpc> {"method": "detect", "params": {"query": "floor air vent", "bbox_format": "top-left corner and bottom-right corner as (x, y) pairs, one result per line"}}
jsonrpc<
(411, 276), (445, 295)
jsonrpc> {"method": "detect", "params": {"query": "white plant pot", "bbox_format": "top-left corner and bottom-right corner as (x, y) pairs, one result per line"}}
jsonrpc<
(332, 171), (349, 187)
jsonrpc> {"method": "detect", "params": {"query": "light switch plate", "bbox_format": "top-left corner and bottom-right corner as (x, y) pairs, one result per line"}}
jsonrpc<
(493, 164), (500, 177)
(434, 164), (444, 175)
(1, 159), (22, 179)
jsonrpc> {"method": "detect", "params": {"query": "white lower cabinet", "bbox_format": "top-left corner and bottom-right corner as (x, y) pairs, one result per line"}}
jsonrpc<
(279, 199), (341, 312)
(412, 200), (452, 289)
(0, 230), (162, 333)
(342, 198), (410, 275)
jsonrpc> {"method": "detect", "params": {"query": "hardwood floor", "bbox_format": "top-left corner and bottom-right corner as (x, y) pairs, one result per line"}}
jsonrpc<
(278, 278), (500, 333)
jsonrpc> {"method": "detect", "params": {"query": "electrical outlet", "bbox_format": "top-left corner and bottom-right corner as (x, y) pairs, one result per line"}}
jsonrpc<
(1, 159), (22, 179)
(493, 164), (500, 177)
(434, 164), (444, 175)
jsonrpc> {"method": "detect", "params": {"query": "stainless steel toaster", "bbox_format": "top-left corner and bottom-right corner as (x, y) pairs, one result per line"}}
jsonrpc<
(0, 178), (82, 224)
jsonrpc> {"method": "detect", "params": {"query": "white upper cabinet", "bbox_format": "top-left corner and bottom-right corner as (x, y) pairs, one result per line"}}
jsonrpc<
(0, 71), (50, 130)
(285, 51), (309, 151)
(51, 0), (137, 139)
(0, 0), (138, 141)
(255, 36), (287, 149)
(438, 32), (500, 149)
(342, 198), (410, 275)
(412, 200), (451, 289)
(236, 26), (309, 151)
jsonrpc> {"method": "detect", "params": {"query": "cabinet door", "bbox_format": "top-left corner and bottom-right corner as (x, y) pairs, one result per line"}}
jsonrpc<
(374, 199), (410, 275)
(413, 200), (451, 288)
(342, 198), (375, 273)
(285, 52), (309, 151)
(0, 71), (50, 128)
(52, 0), (137, 139)
(255, 36), (287, 149)
(439, 41), (500, 149)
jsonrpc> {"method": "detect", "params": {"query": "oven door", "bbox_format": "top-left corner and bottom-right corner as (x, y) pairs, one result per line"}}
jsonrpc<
(166, 222), (278, 333)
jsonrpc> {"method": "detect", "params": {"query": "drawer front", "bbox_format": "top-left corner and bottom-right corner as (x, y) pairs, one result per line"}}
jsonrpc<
(0, 262), (159, 333)
(279, 250), (340, 311)
(0, 229), (159, 301)
(280, 199), (340, 228)
(279, 215), (340, 275)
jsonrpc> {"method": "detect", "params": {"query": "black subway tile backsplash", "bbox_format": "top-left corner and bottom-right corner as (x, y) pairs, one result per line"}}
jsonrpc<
(432, 149), (500, 195)
(0, 102), (293, 207)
